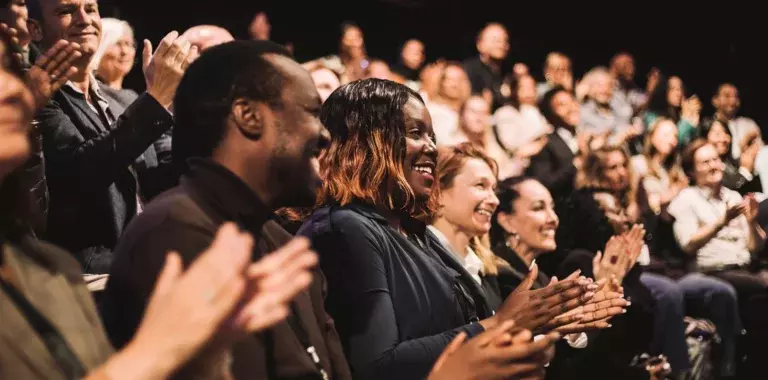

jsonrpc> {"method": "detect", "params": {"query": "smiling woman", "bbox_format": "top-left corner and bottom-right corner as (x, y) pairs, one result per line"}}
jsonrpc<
(297, 79), (496, 380)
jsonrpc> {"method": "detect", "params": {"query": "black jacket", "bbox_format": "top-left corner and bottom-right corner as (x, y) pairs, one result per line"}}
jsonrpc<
(298, 203), (487, 380)
(38, 84), (173, 274)
(525, 129), (577, 201)
(103, 159), (352, 380)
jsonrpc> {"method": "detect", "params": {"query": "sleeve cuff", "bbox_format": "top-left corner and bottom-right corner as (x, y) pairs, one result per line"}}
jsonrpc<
(464, 322), (486, 338)
(739, 167), (754, 181)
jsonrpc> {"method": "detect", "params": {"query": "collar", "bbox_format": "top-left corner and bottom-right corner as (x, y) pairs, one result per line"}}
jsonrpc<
(695, 185), (724, 201)
(182, 158), (272, 234)
(63, 73), (109, 102)
(340, 201), (428, 236)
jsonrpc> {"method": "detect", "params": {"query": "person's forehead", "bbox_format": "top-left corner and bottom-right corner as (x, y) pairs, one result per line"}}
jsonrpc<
(482, 25), (506, 40)
(695, 145), (717, 161)
(43, 0), (94, 9)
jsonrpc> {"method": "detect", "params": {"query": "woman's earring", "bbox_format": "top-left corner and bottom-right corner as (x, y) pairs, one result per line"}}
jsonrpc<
(506, 232), (520, 249)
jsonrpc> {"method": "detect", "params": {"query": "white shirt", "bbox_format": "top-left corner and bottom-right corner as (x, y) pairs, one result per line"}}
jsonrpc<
(556, 127), (579, 155)
(667, 186), (752, 270)
(427, 226), (484, 284)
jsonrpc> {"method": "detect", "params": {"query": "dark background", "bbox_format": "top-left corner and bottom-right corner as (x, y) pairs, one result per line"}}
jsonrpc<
(102, 0), (767, 133)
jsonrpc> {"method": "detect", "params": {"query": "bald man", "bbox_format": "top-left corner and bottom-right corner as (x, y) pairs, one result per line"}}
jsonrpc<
(181, 24), (234, 51)
(462, 22), (510, 110)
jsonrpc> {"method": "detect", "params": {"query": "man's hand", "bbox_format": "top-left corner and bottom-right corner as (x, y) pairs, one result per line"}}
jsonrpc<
(143, 31), (199, 109)
(27, 40), (82, 110)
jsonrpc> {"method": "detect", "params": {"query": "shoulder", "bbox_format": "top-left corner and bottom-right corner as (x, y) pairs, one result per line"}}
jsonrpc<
(723, 187), (744, 202)
(12, 236), (84, 282)
(631, 155), (649, 177)
(668, 187), (697, 210)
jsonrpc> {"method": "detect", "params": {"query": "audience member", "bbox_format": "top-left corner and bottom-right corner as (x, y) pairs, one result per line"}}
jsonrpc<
(103, 40), (353, 379)
(310, 65), (341, 102)
(463, 22), (508, 110)
(391, 38), (424, 88)
(579, 67), (637, 145)
(526, 86), (579, 201)
(711, 83), (763, 159)
(92, 18), (136, 108)
(426, 61), (470, 144)
(304, 21), (368, 84)
(299, 79), (593, 380)
(537, 52), (572, 97)
(609, 52), (646, 114)
(700, 118), (762, 195)
(671, 140), (767, 325)
(494, 73), (550, 154)
(29, 0), (196, 277)
(180, 24), (234, 52)
(0, 31), (316, 380)
(642, 75), (701, 146)
(249, 11), (271, 41)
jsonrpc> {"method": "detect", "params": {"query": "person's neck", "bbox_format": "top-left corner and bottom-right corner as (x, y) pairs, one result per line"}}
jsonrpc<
(376, 205), (403, 232)
(651, 152), (667, 167)
(213, 150), (277, 210)
(103, 76), (123, 90)
(432, 218), (471, 259)
(465, 130), (486, 147)
(435, 95), (462, 112)
(479, 54), (500, 72)
(512, 241), (537, 268)
(699, 182), (722, 198)
(715, 110), (735, 121)
(68, 63), (93, 95)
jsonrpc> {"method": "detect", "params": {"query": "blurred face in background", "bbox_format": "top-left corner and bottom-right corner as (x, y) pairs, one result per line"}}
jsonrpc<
(341, 25), (365, 59)
(713, 84), (741, 118)
(461, 96), (491, 136)
(0, 38), (35, 179)
(439, 65), (469, 101)
(310, 67), (340, 102)
(97, 25), (135, 85)
(612, 53), (635, 82)
(551, 90), (580, 127)
(590, 72), (613, 105)
(516, 75), (537, 106)
(600, 150), (630, 192)
(650, 119), (678, 158)
(439, 157), (499, 236)
(477, 24), (509, 61)
(365, 60), (391, 80)
(544, 53), (571, 86)
(667, 76), (684, 108)
(692, 144), (724, 188)
(706, 120), (732, 157)
(401, 39), (424, 70)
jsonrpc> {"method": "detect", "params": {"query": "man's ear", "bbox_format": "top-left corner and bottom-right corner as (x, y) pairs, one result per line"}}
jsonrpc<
(27, 19), (43, 43)
(231, 98), (263, 140)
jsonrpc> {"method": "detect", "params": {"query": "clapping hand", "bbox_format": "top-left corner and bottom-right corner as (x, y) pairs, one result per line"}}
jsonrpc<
(428, 320), (560, 380)
(492, 264), (597, 334)
(593, 225), (646, 285)
(143, 31), (200, 108)
(0, 23), (81, 110)
(551, 279), (629, 335)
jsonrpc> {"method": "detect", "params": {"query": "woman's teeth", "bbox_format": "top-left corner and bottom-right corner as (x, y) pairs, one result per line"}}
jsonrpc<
(414, 166), (433, 175)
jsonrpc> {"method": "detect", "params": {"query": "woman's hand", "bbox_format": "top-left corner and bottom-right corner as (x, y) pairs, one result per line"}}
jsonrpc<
(489, 264), (597, 333)
(428, 321), (560, 380)
(551, 280), (628, 335)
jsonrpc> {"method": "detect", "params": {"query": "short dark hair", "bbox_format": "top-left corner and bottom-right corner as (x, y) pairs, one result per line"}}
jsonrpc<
(172, 40), (291, 172)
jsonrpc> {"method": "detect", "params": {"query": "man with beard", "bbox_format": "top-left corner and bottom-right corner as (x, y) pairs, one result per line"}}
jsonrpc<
(102, 40), (351, 380)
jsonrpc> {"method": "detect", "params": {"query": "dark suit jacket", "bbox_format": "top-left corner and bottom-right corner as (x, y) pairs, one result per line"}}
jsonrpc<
(103, 159), (351, 380)
(525, 128), (577, 200)
(38, 84), (174, 274)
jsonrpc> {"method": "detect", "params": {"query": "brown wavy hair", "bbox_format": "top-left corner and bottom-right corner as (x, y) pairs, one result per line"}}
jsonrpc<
(643, 117), (686, 185)
(318, 78), (438, 221)
(577, 144), (641, 220)
(434, 142), (508, 275)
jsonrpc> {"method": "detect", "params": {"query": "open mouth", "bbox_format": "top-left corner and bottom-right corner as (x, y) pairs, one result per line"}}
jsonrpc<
(413, 161), (435, 180)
